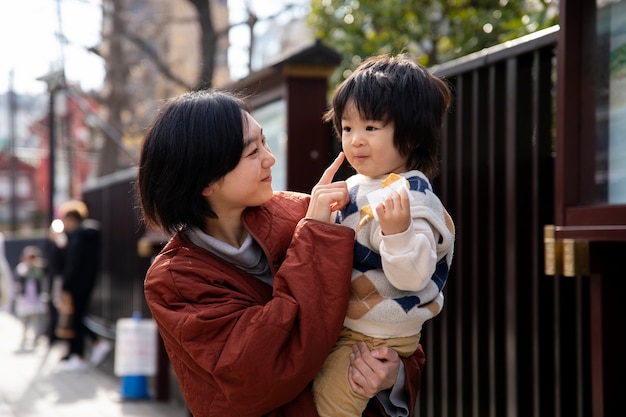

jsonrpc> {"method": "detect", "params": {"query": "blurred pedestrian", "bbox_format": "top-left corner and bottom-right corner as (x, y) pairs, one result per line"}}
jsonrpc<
(54, 199), (111, 371)
(44, 220), (67, 346)
(14, 245), (48, 351)
(0, 232), (13, 313)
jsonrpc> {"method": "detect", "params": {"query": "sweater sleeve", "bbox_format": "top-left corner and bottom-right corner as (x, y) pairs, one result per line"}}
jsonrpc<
(378, 217), (438, 292)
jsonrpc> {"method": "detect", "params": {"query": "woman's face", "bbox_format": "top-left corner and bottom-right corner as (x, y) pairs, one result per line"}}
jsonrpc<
(204, 112), (276, 215)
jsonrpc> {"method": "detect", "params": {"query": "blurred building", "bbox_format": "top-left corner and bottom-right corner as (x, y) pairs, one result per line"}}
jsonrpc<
(0, 92), (47, 232)
(1, 0), (314, 232)
(0, 142), (38, 231)
(250, 11), (313, 72)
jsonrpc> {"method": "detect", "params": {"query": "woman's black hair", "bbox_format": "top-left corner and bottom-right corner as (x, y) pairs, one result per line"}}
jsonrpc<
(138, 89), (248, 234)
(324, 54), (452, 179)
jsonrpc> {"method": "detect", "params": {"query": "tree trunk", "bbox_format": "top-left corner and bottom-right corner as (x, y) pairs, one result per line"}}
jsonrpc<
(189, 0), (217, 89)
(98, 0), (129, 176)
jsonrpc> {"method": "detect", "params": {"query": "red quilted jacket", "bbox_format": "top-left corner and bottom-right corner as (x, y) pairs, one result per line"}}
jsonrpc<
(144, 192), (425, 417)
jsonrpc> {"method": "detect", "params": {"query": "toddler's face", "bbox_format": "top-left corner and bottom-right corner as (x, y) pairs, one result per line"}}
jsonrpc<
(340, 101), (408, 178)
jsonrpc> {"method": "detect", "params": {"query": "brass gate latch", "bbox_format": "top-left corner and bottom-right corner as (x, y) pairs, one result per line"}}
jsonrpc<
(543, 225), (589, 277)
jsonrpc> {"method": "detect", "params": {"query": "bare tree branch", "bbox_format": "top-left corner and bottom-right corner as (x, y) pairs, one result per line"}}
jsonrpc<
(122, 29), (194, 91)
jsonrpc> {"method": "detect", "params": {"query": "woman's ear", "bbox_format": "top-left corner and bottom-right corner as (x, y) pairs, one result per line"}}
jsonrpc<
(201, 184), (214, 197)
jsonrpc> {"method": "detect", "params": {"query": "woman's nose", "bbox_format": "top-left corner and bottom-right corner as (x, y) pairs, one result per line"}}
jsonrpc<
(262, 147), (276, 168)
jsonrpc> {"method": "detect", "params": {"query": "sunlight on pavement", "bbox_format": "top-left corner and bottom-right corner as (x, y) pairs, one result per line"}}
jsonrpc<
(0, 311), (187, 417)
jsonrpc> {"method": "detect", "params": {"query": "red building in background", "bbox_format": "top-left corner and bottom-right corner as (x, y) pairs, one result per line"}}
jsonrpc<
(0, 148), (38, 230)
(1, 90), (99, 232)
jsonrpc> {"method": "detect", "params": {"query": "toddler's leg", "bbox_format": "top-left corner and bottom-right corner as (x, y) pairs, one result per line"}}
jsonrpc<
(313, 341), (369, 417)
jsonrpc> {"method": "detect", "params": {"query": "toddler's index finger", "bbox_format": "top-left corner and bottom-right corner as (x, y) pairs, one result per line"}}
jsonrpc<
(317, 152), (345, 185)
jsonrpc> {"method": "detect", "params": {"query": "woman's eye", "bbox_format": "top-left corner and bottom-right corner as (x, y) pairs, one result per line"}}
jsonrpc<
(245, 147), (258, 157)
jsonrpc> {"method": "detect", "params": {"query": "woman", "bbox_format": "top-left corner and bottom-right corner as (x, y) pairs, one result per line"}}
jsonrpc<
(138, 89), (425, 417)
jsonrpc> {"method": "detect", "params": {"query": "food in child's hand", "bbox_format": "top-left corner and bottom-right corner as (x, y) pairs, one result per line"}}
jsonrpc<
(381, 173), (405, 188)
(361, 174), (411, 221)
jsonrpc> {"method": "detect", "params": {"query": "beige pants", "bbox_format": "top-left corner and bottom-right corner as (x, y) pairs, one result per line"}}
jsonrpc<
(313, 327), (420, 417)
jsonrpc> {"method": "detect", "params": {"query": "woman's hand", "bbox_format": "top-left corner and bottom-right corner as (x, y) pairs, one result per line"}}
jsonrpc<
(306, 153), (349, 222)
(348, 342), (400, 398)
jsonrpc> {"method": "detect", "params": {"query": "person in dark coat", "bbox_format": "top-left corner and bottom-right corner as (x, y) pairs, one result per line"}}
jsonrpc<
(55, 199), (110, 371)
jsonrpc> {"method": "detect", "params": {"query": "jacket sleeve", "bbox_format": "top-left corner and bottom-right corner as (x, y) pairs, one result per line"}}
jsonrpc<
(145, 219), (355, 417)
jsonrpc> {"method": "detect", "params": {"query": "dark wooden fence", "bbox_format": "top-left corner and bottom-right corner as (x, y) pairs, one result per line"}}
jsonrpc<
(82, 169), (152, 327)
(418, 26), (591, 417)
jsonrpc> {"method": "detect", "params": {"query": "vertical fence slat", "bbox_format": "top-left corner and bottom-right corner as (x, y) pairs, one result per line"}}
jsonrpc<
(487, 63), (498, 417)
(531, 48), (543, 417)
(454, 74), (466, 417)
(504, 56), (519, 417)
(470, 69), (480, 417)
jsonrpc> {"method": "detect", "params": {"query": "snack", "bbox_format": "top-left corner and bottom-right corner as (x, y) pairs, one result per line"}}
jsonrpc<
(361, 173), (411, 221)
(381, 173), (405, 187)
(361, 205), (374, 218)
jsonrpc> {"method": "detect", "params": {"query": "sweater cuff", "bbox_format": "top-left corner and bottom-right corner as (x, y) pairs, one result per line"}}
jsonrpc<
(381, 223), (414, 254)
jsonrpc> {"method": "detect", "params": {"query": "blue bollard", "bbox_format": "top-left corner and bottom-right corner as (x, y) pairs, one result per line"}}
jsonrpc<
(116, 312), (155, 400)
(120, 375), (150, 399)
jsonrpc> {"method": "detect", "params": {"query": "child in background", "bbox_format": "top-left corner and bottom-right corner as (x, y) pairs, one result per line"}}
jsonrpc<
(14, 245), (47, 351)
(312, 55), (456, 417)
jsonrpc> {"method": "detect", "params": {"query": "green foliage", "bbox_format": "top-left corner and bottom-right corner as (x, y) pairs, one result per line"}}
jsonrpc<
(307, 0), (558, 85)
(611, 43), (626, 76)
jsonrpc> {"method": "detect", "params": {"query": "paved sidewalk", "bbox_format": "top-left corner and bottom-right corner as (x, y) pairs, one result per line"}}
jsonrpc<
(0, 311), (188, 417)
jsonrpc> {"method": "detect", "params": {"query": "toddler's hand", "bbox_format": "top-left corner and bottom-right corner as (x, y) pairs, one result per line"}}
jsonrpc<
(376, 188), (411, 235)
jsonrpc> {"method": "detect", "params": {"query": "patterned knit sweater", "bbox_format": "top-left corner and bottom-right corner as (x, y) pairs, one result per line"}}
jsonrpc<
(336, 170), (455, 339)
